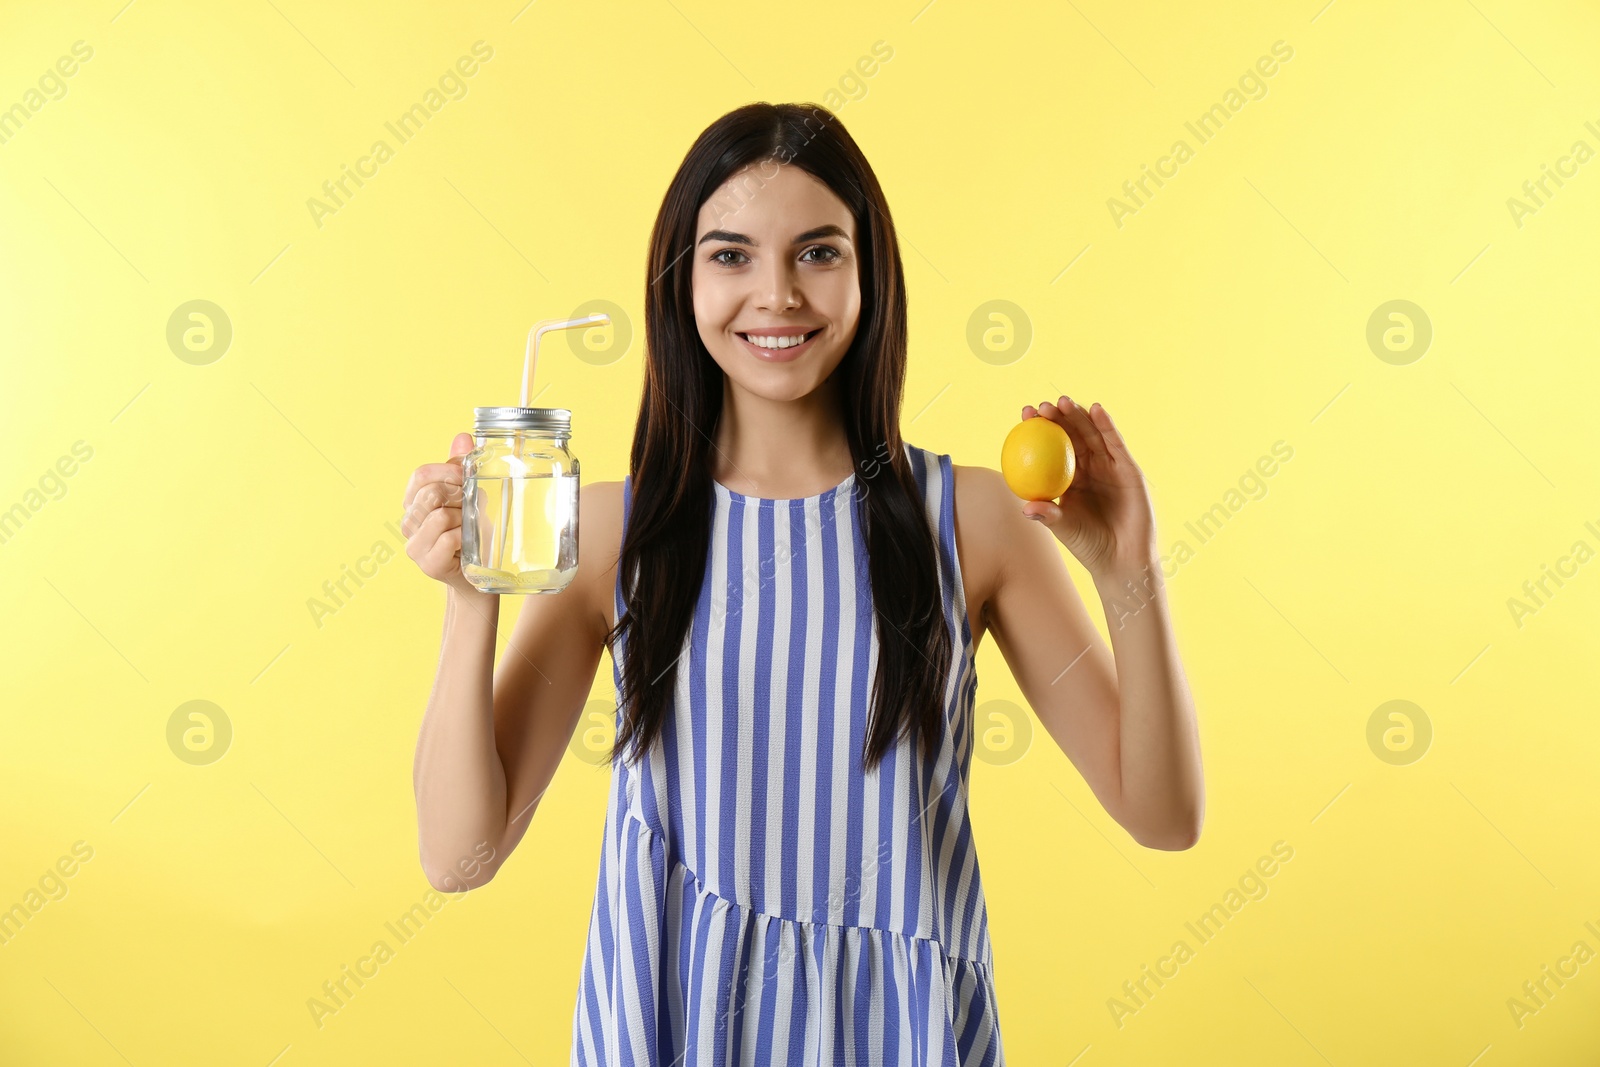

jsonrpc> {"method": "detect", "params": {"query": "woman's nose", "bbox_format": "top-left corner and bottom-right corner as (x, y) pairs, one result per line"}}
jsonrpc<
(754, 261), (801, 311)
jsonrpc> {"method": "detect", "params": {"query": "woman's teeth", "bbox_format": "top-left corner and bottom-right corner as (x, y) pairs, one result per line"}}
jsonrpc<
(741, 330), (816, 350)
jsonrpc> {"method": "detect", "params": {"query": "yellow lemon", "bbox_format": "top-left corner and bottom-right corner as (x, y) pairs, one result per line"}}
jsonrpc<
(1001, 417), (1075, 501)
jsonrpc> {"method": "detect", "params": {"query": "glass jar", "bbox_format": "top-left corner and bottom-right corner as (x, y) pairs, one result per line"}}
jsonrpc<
(459, 406), (579, 594)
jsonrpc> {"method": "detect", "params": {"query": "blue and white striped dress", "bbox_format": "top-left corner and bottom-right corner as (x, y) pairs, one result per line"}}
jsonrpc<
(572, 442), (1004, 1065)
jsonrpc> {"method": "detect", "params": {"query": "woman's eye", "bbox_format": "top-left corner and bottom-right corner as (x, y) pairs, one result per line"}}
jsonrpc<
(710, 246), (840, 266)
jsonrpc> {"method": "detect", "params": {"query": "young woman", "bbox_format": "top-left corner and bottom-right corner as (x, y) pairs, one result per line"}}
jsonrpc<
(404, 102), (1202, 1066)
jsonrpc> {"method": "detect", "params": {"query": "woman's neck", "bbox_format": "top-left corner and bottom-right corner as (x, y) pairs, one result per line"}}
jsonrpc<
(709, 374), (855, 497)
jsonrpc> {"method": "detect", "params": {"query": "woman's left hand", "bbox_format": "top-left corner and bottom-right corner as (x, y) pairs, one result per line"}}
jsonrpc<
(1020, 396), (1158, 580)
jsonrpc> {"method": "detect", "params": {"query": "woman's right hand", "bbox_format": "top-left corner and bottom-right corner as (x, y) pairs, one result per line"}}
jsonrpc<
(403, 432), (479, 594)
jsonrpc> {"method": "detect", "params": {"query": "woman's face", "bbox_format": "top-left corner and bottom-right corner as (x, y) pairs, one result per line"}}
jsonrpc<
(691, 161), (861, 403)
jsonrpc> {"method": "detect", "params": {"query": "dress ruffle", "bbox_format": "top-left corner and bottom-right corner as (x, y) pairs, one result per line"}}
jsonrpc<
(572, 811), (1005, 1066)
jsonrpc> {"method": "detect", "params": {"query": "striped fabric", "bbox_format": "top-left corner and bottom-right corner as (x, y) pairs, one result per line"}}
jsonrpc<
(572, 442), (1004, 1066)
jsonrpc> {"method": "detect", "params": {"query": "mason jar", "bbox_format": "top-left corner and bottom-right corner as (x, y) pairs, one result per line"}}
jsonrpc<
(459, 406), (579, 594)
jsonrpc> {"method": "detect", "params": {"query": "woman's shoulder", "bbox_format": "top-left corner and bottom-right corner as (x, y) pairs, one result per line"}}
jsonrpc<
(581, 476), (626, 511)
(897, 442), (1011, 523)
(578, 479), (626, 628)
(948, 459), (1021, 646)
(580, 478), (626, 556)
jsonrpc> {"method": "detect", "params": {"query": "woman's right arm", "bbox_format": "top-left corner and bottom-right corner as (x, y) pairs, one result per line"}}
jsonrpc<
(404, 432), (621, 892)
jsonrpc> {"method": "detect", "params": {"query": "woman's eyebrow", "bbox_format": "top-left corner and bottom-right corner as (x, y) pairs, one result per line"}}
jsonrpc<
(696, 224), (851, 247)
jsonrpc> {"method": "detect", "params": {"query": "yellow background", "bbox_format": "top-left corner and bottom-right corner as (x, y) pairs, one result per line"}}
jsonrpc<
(4, 0), (1599, 1062)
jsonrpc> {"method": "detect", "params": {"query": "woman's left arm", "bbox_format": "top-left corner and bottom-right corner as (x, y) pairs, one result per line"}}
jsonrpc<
(967, 395), (1203, 851)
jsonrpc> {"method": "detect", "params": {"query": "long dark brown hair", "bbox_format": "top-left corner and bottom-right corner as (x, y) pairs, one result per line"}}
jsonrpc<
(603, 101), (952, 776)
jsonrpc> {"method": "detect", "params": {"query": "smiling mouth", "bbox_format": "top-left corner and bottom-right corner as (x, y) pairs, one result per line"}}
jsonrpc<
(736, 328), (822, 351)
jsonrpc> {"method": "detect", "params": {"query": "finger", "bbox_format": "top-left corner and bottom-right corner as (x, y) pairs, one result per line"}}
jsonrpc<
(1058, 396), (1111, 464)
(407, 433), (474, 513)
(423, 527), (463, 575)
(403, 483), (451, 532)
(1089, 403), (1137, 466)
(401, 483), (462, 537)
(1037, 395), (1097, 472)
(418, 504), (463, 544)
(1035, 398), (1074, 435)
(403, 462), (465, 510)
(1021, 498), (1063, 524)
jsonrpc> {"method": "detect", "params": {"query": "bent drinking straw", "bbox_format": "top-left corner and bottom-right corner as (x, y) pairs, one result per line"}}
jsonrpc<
(522, 314), (610, 408)
(491, 313), (612, 576)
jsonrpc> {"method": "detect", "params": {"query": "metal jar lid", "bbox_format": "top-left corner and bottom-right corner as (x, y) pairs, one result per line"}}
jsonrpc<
(473, 406), (571, 435)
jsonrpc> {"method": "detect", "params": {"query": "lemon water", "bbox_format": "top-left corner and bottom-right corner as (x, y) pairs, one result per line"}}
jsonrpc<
(461, 470), (579, 593)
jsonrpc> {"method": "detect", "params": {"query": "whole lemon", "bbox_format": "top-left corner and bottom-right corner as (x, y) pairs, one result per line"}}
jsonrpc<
(1001, 417), (1076, 500)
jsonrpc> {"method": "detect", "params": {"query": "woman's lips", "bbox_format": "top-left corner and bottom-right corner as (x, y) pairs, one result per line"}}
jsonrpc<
(736, 329), (820, 362)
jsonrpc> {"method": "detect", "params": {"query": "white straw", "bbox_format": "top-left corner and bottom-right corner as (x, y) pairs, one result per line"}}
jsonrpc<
(490, 312), (611, 581)
(521, 313), (610, 409)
